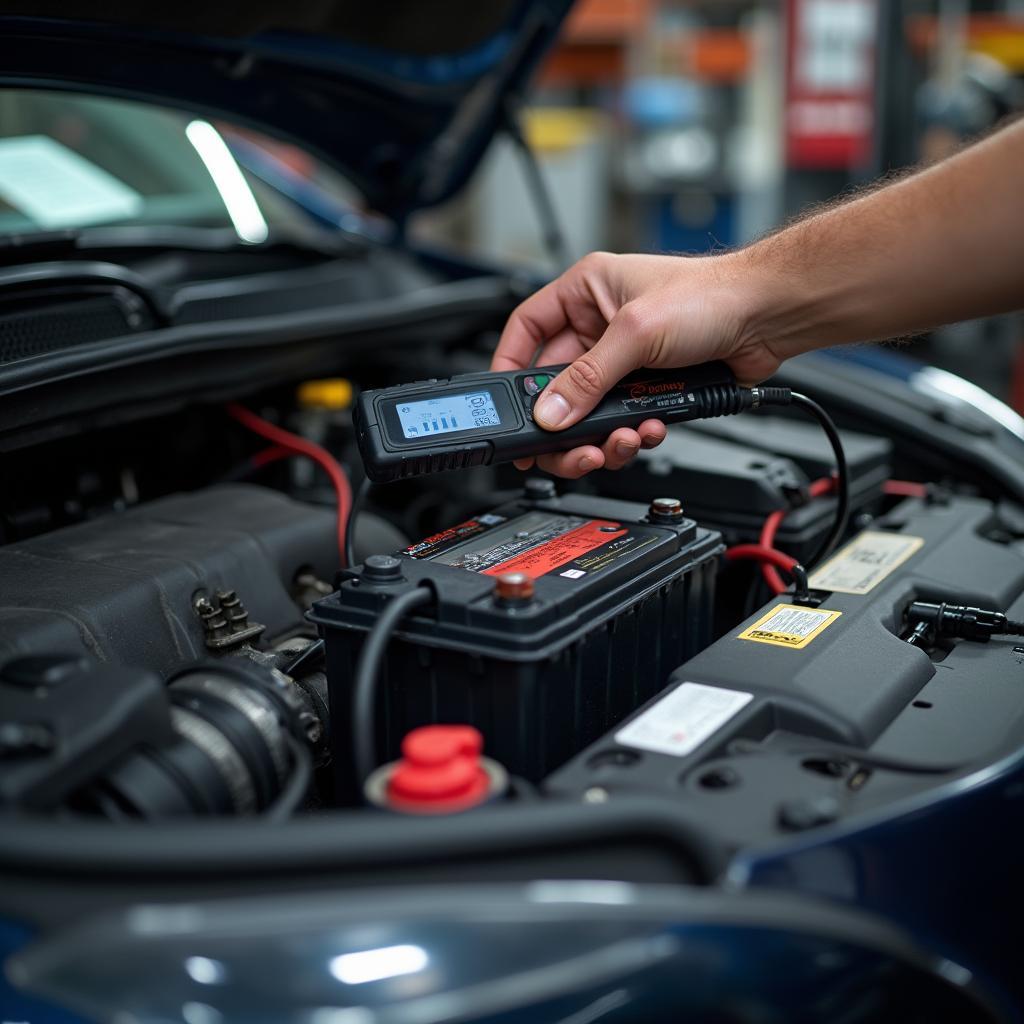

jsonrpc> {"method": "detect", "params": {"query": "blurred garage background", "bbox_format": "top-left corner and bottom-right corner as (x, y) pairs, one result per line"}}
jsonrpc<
(409, 0), (1024, 406)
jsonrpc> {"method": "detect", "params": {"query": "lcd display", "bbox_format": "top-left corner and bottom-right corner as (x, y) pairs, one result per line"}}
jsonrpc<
(396, 391), (501, 439)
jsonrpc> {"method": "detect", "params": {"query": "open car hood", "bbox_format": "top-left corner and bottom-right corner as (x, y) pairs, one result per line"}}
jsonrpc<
(0, 0), (573, 221)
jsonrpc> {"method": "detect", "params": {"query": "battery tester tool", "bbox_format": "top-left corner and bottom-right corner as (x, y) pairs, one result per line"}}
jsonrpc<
(356, 361), (761, 483)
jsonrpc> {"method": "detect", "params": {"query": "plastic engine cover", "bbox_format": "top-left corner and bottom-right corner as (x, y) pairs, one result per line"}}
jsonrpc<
(546, 493), (1024, 849)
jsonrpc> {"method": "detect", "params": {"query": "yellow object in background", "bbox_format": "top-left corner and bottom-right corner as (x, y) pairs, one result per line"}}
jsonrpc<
(297, 378), (354, 411)
(971, 30), (1024, 73)
(523, 108), (603, 155)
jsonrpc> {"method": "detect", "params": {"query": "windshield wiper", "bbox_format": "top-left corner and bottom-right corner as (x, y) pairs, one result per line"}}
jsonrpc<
(0, 224), (367, 265)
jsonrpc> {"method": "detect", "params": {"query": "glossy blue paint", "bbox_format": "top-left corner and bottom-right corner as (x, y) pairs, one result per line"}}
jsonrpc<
(0, 920), (86, 1024)
(731, 746), (1024, 1021)
(2, 890), (1002, 1023)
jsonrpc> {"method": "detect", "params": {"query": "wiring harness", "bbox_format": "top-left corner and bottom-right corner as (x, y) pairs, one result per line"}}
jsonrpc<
(227, 403), (354, 565)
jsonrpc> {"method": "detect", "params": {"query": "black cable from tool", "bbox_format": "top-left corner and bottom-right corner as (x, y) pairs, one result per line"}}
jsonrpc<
(788, 392), (850, 568)
(353, 585), (434, 785)
(687, 383), (850, 571)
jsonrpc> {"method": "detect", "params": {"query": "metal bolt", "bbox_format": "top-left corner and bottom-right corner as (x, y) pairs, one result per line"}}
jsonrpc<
(583, 786), (609, 804)
(649, 497), (684, 523)
(494, 572), (534, 605)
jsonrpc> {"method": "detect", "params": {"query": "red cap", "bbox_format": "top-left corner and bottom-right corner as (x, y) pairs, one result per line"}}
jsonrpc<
(386, 725), (491, 814)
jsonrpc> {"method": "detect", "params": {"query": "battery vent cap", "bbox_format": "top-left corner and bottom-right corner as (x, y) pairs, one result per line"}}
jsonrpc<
(386, 725), (492, 813)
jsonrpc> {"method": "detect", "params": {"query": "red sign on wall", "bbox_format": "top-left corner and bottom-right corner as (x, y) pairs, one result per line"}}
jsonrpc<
(785, 0), (878, 170)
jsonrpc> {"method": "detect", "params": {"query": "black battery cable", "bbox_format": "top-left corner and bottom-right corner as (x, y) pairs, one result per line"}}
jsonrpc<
(353, 584), (434, 784)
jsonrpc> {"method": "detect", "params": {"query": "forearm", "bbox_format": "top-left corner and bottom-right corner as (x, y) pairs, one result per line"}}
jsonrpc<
(735, 117), (1024, 360)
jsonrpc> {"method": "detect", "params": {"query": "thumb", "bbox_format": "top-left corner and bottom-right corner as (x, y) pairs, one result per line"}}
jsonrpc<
(533, 306), (649, 430)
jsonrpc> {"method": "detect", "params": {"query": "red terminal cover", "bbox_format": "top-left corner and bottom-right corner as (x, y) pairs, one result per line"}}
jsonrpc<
(386, 725), (491, 813)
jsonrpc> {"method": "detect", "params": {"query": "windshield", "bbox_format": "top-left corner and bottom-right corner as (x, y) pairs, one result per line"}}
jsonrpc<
(0, 89), (359, 242)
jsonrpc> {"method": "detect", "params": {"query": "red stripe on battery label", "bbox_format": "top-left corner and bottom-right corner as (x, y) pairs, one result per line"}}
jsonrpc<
(482, 520), (627, 579)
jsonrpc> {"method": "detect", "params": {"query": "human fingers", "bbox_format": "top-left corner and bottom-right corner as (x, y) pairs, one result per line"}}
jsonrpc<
(491, 279), (571, 372)
(637, 419), (667, 449)
(533, 445), (606, 478)
(532, 302), (651, 430)
(599, 427), (643, 471)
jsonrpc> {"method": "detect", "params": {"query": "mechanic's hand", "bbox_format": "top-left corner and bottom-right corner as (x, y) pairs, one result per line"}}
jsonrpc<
(491, 251), (779, 477)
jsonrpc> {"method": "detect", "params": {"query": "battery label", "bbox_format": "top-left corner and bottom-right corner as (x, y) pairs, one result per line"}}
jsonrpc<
(404, 514), (508, 560)
(808, 530), (924, 595)
(615, 682), (753, 757)
(482, 519), (627, 578)
(423, 510), (650, 581)
(737, 603), (842, 649)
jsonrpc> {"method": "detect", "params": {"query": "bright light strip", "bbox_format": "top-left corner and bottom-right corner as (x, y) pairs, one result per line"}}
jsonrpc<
(185, 120), (268, 244)
(913, 365), (1024, 441)
(329, 944), (429, 985)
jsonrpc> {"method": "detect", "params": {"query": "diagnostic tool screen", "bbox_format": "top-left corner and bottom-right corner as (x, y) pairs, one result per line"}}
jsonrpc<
(396, 391), (501, 439)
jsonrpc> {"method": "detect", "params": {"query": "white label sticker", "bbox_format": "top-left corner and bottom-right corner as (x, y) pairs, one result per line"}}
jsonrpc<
(559, 568), (586, 579)
(0, 135), (142, 228)
(615, 682), (753, 758)
(796, 0), (876, 92)
(809, 530), (924, 595)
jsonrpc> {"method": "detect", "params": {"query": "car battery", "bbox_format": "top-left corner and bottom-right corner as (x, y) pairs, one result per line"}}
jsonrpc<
(310, 490), (723, 799)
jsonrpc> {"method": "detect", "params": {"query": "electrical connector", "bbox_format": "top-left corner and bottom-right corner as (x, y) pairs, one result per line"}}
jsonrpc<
(905, 601), (1024, 644)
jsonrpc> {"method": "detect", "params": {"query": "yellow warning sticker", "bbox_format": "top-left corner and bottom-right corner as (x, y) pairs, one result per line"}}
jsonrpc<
(737, 603), (842, 649)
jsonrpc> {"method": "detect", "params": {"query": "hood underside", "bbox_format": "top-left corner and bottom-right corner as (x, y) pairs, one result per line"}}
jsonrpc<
(0, 0), (574, 220)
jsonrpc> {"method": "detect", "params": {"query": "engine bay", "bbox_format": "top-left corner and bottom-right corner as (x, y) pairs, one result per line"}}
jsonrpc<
(3, 302), (1024, 1015)
(4, 313), (1024, 827)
